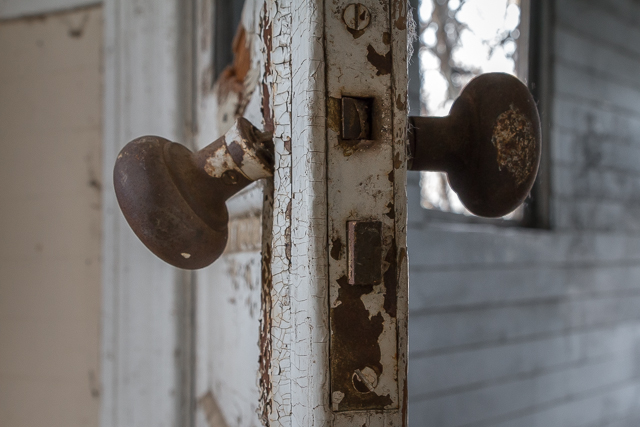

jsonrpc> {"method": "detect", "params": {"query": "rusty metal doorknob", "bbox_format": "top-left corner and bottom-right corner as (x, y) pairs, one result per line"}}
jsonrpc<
(408, 72), (541, 217)
(114, 73), (540, 270)
(114, 117), (273, 269)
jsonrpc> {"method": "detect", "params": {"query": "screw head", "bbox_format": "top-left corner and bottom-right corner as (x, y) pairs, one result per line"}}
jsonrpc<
(343, 3), (371, 33)
(352, 366), (379, 393)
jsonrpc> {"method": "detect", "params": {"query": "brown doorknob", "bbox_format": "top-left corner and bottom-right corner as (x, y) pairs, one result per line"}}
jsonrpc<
(113, 117), (273, 269)
(408, 72), (541, 218)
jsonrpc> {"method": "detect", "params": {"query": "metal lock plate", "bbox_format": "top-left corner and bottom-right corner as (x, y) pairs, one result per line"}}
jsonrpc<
(327, 0), (406, 415)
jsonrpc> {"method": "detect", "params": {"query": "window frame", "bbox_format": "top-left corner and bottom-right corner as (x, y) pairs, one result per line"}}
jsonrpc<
(408, 0), (552, 229)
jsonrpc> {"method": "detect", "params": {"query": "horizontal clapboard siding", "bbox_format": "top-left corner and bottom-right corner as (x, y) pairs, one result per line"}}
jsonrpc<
(407, 0), (640, 425)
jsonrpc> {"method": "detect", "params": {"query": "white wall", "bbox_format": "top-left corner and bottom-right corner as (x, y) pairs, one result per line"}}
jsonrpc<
(0, 6), (102, 427)
(0, 0), (100, 20)
(407, 0), (640, 426)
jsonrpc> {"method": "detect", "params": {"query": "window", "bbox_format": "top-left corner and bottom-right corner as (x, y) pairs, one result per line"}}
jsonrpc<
(212, 0), (245, 81)
(409, 0), (548, 226)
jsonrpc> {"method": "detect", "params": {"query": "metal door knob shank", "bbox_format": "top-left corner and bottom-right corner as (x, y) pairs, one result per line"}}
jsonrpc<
(408, 72), (541, 218)
(114, 117), (273, 269)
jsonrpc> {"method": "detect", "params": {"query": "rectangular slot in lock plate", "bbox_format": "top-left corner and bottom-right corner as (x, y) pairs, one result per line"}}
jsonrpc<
(347, 220), (382, 285)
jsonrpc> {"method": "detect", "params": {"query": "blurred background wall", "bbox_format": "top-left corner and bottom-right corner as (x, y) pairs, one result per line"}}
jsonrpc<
(0, 4), (103, 427)
(407, 1), (640, 426)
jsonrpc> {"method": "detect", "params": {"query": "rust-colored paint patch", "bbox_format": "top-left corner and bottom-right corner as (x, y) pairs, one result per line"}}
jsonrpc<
(394, 152), (402, 169)
(491, 105), (536, 186)
(331, 276), (394, 411)
(366, 45), (392, 76)
(258, 179), (274, 424)
(382, 31), (391, 45)
(261, 8), (274, 133)
(217, 26), (251, 100)
(331, 237), (343, 260)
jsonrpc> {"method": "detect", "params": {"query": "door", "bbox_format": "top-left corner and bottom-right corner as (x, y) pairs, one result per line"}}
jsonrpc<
(191, 1), (409, 426)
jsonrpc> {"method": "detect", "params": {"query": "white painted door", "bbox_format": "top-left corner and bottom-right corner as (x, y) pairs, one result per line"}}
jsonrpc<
(109, 0), (409, 426)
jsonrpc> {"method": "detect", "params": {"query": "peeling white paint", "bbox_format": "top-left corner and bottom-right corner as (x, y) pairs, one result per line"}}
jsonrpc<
(192, 1), (408, 426)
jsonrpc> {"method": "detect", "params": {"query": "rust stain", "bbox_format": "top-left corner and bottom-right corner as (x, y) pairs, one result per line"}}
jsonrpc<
(396, 94), (406, 111)
(402, 379), (408, 427)
(385, 202), (395, 220)
(346, 26), (367, 39)
(261, 9), (274, 133)
(388, 169), (394, 183)
(383, 239), (398, 318)
(394, 152), (402, 169)
(258, 6), (274, 417)
(259, 246), (272, 424)
(366, 45), (392, 76)
(393, 0), (407, 30)
(398, 247), (407, 269)
(327, 96), (342, 133)
(258, 179), (274, 424)
(382, 31), (391, 45)
(331, 276), (393, 410)
(491, 105), (536, 186)
(331, 237), (343, 260)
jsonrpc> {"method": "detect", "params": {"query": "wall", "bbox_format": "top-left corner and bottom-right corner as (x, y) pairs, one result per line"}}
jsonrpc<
(407, 0), (640, 426)
(0, 6), (102, 427)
